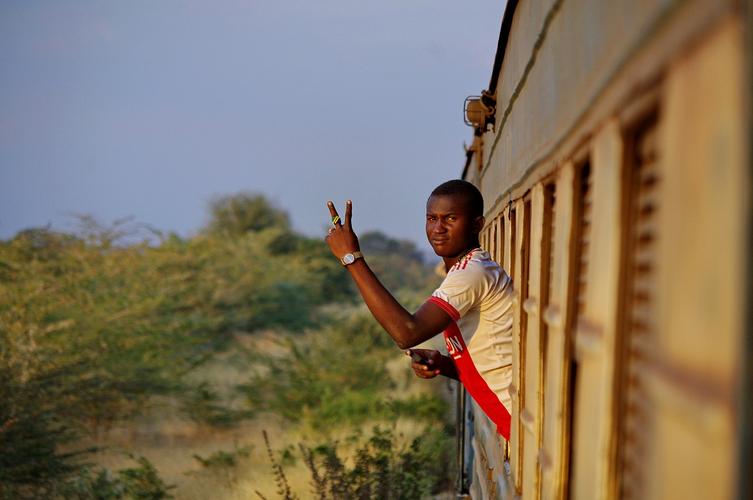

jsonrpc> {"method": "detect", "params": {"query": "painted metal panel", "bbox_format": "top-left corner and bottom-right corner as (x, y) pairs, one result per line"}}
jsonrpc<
(647, 18), (745, 500)
(480, 0), (730, 215)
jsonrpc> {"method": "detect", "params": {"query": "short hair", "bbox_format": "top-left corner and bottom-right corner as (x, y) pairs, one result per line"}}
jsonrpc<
(430, 180), (484, 218)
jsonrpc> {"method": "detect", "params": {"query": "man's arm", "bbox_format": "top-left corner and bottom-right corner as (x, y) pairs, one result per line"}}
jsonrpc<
(325, 200), (451, 349)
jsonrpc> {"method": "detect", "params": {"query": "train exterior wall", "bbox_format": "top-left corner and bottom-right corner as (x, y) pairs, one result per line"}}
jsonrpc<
(462, 0), (750, 498)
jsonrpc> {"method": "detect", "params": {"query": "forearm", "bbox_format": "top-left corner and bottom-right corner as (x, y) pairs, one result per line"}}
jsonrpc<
(346, 259), (430, 349)
(324, 200), (447, 348)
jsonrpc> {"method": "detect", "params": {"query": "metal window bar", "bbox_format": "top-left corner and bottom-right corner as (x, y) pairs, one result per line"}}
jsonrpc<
(456, 384), (475, 497)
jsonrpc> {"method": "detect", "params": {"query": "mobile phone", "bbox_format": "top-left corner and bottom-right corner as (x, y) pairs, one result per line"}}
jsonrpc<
(409, 350), (433, 366)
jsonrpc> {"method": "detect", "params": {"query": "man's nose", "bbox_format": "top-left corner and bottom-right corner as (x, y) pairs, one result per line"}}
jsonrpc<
(432, 222), (447, 234)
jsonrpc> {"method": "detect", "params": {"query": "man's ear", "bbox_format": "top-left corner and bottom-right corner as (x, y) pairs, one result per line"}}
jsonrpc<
(473, 216), (485, 234)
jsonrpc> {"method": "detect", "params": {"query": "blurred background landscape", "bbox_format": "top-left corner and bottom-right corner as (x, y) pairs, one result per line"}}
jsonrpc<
(1, 193), (455, 498)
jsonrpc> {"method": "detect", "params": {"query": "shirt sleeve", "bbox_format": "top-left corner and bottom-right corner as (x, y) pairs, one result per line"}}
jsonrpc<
(429, 265), (489, 320)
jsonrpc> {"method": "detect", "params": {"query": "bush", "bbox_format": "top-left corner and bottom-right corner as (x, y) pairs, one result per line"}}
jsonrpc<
(257, 426), (453, 500)
(240, 310), (449, 430)
(190, 445), (253, 489)
(204, 192), (290, 236)
(61, 456), (174, 500)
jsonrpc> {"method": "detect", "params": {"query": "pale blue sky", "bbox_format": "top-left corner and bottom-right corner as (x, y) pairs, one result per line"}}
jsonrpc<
(0, 0), (505, 249)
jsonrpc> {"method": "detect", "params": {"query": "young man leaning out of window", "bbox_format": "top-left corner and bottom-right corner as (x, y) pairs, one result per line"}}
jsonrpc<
(325, 180), (513, 440)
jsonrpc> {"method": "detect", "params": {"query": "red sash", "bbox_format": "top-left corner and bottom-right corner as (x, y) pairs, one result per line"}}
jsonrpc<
(443, 319), (511, 441)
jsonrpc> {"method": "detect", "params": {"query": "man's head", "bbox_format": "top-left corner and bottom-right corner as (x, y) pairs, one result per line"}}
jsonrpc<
(426, 180), (485, 258)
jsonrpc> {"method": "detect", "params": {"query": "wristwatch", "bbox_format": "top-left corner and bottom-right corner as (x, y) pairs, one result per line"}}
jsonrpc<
(340, 251), (364, 266)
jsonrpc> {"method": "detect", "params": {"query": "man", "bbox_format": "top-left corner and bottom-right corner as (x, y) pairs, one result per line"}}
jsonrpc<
(325, 180), (513, 439)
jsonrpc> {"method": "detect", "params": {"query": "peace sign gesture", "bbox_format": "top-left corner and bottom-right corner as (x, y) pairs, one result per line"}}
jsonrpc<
(325, 200), (360, 260)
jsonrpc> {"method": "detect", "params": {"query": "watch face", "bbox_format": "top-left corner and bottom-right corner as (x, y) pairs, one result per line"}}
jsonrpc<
(343, 253), (355, 265)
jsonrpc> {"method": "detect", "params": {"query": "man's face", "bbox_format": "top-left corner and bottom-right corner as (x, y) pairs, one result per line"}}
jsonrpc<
(425, 194), (483, 257)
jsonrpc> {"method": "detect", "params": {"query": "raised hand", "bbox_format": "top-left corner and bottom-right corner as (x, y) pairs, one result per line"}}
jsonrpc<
(325, 200), (360, 259)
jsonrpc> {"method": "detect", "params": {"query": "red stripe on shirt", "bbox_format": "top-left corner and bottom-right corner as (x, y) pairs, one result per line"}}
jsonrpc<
(461, 248), (479, 269)
(427, 296), (460, 322)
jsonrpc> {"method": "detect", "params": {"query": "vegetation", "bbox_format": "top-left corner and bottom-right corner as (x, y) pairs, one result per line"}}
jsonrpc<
(255, 425), (453, 500)
(300, 426), (452, 500)
(62, 456), (175, 499)
(241, 311), (448, 429)
(0, 192), (450, 499)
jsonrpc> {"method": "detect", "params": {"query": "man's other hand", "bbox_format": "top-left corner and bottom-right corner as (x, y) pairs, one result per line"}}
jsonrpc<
(406, 348), (447, 379)
(325, 200), (360, 260)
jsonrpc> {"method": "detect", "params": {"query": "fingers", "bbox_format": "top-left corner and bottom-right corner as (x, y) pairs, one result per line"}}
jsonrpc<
(344, 200), (352, 228)
(406, 351), (440, 378)
(413, 363), (440, 378)
(327, 201), (341, 226)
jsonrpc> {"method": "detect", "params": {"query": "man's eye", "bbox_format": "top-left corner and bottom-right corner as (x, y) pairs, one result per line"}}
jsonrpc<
(447, 216), (456, 221)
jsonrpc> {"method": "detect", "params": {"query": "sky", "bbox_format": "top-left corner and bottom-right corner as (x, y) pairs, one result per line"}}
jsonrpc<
(0, 0), (505, 251)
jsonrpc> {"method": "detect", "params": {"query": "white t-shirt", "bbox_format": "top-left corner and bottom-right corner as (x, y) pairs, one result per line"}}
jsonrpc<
(429, 248), (514, 412)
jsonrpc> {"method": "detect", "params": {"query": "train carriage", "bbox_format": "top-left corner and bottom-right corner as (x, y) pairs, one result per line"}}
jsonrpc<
(455, 0), (752, 498)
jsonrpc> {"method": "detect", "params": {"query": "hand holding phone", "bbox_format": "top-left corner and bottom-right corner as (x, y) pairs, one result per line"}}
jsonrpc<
(409, 349), (433, 366)
(406, 348), (441, 379)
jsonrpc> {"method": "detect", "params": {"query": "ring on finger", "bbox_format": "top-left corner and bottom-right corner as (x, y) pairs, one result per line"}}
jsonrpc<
(331, 215), (340, 226)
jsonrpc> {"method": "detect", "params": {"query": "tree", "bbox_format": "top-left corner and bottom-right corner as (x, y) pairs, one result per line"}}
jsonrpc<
(204, 193), (290, 236)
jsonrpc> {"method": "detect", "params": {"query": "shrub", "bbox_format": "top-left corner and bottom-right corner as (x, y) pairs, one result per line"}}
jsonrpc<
(61, 456), (174, 500)
(257, 426), (453, 500)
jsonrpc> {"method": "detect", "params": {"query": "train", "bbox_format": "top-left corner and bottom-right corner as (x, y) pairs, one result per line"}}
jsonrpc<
(453, 0), (752, 498)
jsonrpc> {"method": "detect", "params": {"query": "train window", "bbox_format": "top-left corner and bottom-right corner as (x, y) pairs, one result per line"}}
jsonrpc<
(484, 218), (493, 259)
(538, 182), (556, 489)
(564, 159), (592, 499)
(506, 204), (519, 488)
(498, 215), (505, 268)
(509, 208), (517, 280)
(491, 217), (498, 262)
(614, 111), (659, 499)
(490, 215), (508, 366)
(495, 214), (509, 367)
(516, 196), (532, 491)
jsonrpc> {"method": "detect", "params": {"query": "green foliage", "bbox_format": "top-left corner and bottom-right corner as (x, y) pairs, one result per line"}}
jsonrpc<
(116, 457), (175, 499)
(0, 215), (348, 492)
(0, 194), (443, 496)
(0, 454), (174, 500)
(191, 445), (253, 489)
(240, 310), (448, 429)
(0, 362), (91, 498)
(179, 381), (254, 427)
(258, 426), (453, 500)
(193, 446), (252, 469)
(205, 192), (290, 236)
(60, 456), (174, 500)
